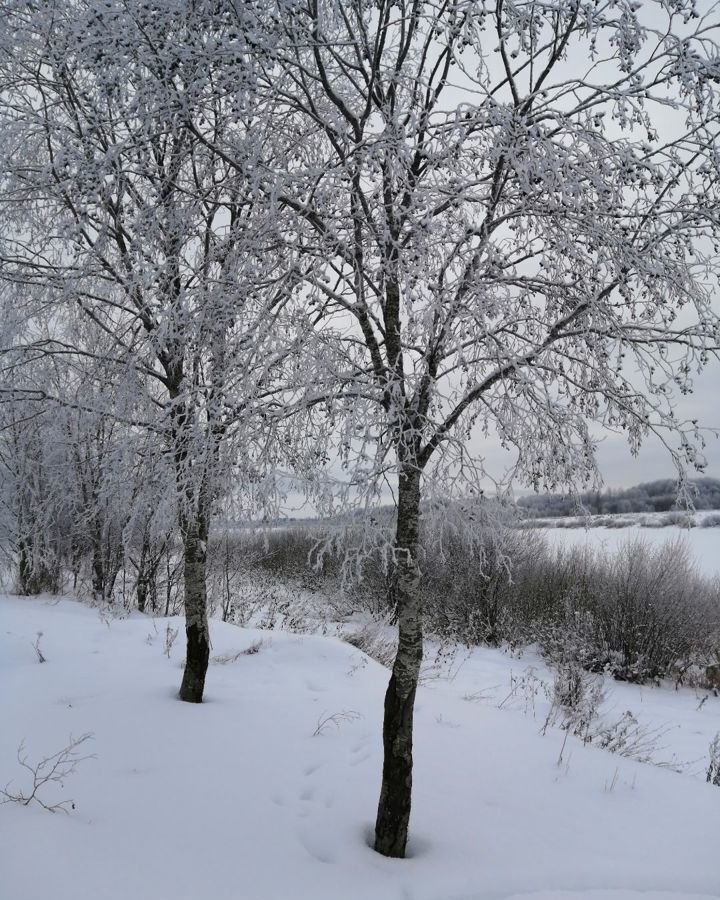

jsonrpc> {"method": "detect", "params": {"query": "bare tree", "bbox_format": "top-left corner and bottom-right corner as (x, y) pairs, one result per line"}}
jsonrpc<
(0, 336), (178, 605)
(257, 0), (720, 856)
(0, 359), (82, 595)
(0, 0), (305, 701)
(1, 0), (718, 858)
(0, 406), (65, 595)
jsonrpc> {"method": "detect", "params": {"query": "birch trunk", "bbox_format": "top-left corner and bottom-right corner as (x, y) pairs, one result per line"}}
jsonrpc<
(374, 466), (423, 858)
(178, 524), (210, 703)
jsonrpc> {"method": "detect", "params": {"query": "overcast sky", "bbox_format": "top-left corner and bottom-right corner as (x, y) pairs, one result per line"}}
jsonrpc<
(451, 0), (720, 494)
(281, 361), (720, 516)
(280, 0), (720, 514)
(466, 358), (720, 492)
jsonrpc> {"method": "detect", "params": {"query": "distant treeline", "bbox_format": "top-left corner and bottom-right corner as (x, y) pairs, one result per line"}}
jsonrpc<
(517, 478), (720, 518)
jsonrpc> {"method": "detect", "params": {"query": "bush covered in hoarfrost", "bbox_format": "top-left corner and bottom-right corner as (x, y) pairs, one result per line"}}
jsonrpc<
(221, 524), (720, 685)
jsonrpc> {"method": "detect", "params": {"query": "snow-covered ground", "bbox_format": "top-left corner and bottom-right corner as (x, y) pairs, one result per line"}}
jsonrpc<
(2, 595), (719, 900)
(521, 510), (720, 529)
(522, 513), (720, 579)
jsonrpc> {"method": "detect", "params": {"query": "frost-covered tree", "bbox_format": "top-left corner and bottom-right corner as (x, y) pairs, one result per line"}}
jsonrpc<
(0, 0), (307, 701)
(1, 0), (718, 856)
(0, 393), (67, 595)
(255, 0), (720, 856)
(0, 336), (170, 603)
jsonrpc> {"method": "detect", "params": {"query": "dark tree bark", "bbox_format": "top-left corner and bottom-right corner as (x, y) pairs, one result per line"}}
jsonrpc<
(167, 365), (212, 703)
(17, 538), (32, 594)
(375, 465), (423, 858)
(134, 533), (150, 613)
(91, 537), (104, 599)
(136, 575), (147, 614)
(178, 523), (210, 703)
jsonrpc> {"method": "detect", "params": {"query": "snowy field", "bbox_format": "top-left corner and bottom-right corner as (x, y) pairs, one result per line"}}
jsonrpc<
(2, 595), (720, 900)
(522, 514), (720, 579)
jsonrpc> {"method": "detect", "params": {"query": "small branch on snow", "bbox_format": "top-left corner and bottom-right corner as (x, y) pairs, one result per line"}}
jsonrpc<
(313, 710), (363, 736)
(1, 733), (95, 813)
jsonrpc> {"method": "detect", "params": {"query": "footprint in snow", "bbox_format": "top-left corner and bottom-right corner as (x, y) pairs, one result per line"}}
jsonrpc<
(297, 765), (335, 818)
(349, 751), (371, 767)
(300, 785), (316, 802)
(296, 830), (335, 864)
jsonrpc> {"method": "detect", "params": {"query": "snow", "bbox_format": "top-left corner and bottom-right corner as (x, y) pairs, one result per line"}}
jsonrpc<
(2, 595), (719, 900)
(437, 644), (719, 779)
(527, 520), (720, 579)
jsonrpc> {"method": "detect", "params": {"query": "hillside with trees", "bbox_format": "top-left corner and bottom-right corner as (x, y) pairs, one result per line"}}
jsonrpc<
(518, 478), (720, 518)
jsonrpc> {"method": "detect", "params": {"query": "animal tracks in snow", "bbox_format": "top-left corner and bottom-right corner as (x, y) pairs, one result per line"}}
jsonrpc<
(349, 736), (373, 767)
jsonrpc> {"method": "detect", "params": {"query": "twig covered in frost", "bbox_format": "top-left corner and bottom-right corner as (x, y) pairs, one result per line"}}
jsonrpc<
(211, 639), (268, 664)
(164, 624), (179, 659)
(591, 712), (681, 770)
(32, 631), (45, 663)
(1, 733), (95, 813)
(313, 710), (362, 737)
(498, 667), (546, 717)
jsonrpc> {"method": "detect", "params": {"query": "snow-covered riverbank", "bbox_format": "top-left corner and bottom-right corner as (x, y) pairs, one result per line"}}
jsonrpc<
(2, 595), (719, 900)
(521, 511), (720, 578)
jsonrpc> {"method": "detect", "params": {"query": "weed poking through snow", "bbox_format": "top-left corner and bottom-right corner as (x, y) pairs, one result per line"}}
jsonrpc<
(313, 710), (362, 737)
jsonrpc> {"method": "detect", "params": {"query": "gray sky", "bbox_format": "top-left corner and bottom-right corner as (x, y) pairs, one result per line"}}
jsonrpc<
(470, 360), (720, 491)
(280, 0), (720, 515)
(596, 362), (720, 487)
(280, 361), (720, 516)
(449, 0), (720, 493)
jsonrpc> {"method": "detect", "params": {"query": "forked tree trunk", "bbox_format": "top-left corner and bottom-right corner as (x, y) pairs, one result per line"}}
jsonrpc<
(375, 466), (423, 858)
(178, 525), (210, 703)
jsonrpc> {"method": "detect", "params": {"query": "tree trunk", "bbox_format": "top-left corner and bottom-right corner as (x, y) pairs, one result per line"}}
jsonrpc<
(374, 466), (423, 858)
(17, 537), (31, 594)
(91, 536), (105, 599)
(178, 525), (210, 703)
(136, 575), (147, 613)
(134, 534), (149, 613)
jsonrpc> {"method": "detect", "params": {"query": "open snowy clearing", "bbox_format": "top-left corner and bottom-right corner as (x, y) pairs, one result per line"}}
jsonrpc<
(2, 595), (719, 900)
(524, 520), (720, 579)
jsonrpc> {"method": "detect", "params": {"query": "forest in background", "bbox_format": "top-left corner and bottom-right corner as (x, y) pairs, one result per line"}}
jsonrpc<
(517, 478), (720, 517)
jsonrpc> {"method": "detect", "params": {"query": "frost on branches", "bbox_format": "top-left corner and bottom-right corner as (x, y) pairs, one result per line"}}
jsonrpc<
(0, 0), (311, 700)
(0, 0), (718, 861)
(250, 0), (720, 857)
